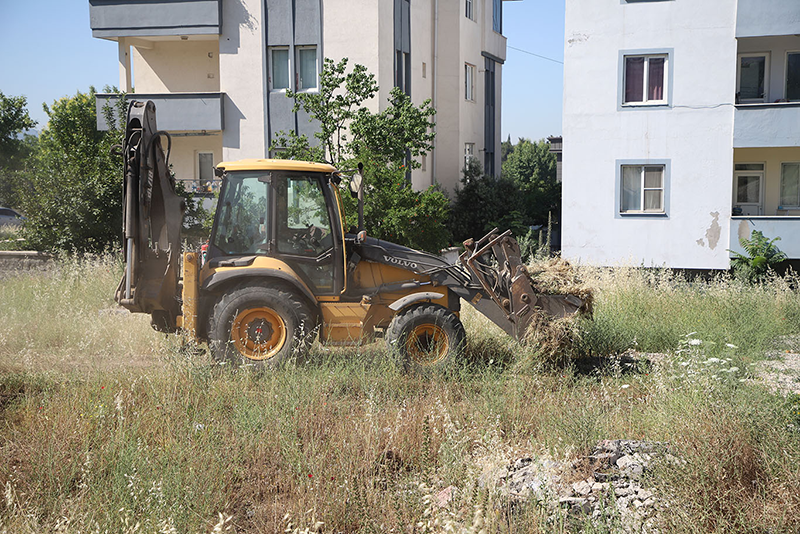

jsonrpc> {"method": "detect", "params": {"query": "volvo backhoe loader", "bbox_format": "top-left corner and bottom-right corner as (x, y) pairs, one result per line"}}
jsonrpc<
(115, 101), (587, 369)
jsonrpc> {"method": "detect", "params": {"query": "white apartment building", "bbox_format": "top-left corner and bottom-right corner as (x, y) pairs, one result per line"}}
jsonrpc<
(562, 0), (800, 269)
(89, 0), (508, 194)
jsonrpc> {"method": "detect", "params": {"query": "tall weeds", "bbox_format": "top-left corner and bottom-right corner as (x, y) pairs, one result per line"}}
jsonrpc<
(0, 258), (798, 532)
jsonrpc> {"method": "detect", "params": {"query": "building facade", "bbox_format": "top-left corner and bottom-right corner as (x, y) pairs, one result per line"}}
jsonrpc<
(90, 0), (507, 194)
(561, 0), (800, 269)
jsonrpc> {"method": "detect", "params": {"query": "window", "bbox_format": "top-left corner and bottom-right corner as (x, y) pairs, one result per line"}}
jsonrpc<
(787, 52), (800, 101)
(492, 0), (502, 33)
(465, 143), (475, 168)
(737, 53), (768, 103)
(198, 152), (214, 190)
(781, 163), (800, 208)
(297, 46), (317, 91)
(620, 165), (665, 213)
(623, 54), (667, 105)
(465, 63), (475, 101)
(269, 47), (290, 91)
(733, 163), (764, 214)
(465, 0), (474, 20)
(395, 51), (411, 94)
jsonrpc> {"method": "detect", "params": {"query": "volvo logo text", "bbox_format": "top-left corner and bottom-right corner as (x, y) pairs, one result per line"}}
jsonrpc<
(383, 255), (418, 269)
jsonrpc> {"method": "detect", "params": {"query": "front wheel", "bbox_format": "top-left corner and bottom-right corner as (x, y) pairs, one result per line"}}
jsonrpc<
(386, 303), (466, 372)
(207, 284), (315, 368)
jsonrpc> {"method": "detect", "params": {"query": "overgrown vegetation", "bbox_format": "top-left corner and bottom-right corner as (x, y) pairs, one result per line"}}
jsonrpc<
(1, 259), (799, 532)
(449, 138), (560, 253)
(730, 229), (788, 283)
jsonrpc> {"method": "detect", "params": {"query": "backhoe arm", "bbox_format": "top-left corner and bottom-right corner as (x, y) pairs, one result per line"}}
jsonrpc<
(114, 100), (185, 331)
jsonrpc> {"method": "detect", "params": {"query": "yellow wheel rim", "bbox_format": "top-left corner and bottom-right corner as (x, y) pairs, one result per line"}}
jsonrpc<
(230, 307), (287, 360)
(405, 324), (449, 365)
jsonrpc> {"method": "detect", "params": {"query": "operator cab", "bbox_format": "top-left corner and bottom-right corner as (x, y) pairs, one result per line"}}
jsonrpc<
(208, 159), (346, 295)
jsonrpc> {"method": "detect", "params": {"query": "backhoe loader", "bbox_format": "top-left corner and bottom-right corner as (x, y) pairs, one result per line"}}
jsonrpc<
(115, 101), (587, 369)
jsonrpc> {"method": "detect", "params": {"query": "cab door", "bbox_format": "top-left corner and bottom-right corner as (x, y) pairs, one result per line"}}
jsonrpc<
(273, 172), (344, 295)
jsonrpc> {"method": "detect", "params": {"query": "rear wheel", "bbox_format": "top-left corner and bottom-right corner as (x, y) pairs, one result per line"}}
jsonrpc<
(207, 284), (315, 368)
(386, 303), (466, 372)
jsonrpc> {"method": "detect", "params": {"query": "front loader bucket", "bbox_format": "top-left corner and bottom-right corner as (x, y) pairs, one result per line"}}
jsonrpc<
(114, 100), (185, 331)
(458, 229), (588, 342)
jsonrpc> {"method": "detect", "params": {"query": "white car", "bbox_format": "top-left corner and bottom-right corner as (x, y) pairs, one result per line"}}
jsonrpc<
(0, 207), (25, 228)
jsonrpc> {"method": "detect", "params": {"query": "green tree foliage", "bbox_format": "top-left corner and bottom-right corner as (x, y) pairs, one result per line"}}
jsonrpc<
(0, 92), (37, 208)
(730, 230), (787, 282)
(20, 89), (123, 253)
(449, 159), (529, 244)
(272, 57), (450, 253)
(501, 138), (560, 227)
(500, 134), (514, 163)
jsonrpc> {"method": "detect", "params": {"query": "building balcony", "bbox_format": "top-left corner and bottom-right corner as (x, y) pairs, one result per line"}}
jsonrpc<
(89, 0), (222, 39)
(733, 103), (800, 148)
(730, 216), (800, 260)
(736, 0), (800, 38)
(95, 93), (224, 132)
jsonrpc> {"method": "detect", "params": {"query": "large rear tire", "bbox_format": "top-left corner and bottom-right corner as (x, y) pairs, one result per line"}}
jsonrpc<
(386, 303), (466, 372)
(207, 284), (315, 368)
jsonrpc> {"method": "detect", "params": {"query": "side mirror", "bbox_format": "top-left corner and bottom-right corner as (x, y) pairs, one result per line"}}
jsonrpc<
(349, 162), (363, 199)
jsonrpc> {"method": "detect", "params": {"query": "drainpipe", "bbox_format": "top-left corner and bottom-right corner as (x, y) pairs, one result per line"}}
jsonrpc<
(431, 0), (438, 186)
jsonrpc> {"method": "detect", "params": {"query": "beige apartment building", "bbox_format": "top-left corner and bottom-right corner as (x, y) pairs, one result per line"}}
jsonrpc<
(90, 0), (508, 194)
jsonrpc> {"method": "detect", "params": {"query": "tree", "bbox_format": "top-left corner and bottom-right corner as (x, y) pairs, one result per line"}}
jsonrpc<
(501, 138), (560, 227)
(500, 134), (514, 163)
(0, 92), (37, 208)
(19, 89), (124, 253)
(449, 158), (528, 244)
(272, 58), (450, 253)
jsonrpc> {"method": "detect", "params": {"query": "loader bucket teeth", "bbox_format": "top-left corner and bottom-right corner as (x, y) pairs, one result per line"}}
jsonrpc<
(456, 229), (587, 342)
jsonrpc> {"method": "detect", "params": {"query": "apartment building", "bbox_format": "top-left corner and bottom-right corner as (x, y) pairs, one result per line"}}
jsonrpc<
(89, 0), (508, 194)
(561, 0), (800, 269)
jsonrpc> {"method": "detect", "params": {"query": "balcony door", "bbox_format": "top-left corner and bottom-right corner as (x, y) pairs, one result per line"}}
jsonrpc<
(733, 163), (765, 216)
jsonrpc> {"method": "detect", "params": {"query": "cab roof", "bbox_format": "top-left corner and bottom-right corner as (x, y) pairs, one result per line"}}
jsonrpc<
(216, 158), (337, 173)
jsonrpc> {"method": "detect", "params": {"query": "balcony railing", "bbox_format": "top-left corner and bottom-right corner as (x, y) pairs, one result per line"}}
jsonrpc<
(89, 0), (222, 39)
(730, 216), (800, 260)
(95, 93), (224, 132)
(733, 103), (800, 148)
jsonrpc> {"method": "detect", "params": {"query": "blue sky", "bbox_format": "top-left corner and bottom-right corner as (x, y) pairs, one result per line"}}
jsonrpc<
(0, 0), (564, 142)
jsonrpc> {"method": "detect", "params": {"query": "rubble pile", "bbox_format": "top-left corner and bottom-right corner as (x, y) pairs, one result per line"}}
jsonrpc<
(485, 440), (677, 533)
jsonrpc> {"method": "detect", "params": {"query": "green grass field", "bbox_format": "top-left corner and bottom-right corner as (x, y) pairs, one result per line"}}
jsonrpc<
(1, 257), (799, 533)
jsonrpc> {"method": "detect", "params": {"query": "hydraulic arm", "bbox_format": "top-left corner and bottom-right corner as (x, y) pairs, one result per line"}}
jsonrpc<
(114, 101), (185, 331)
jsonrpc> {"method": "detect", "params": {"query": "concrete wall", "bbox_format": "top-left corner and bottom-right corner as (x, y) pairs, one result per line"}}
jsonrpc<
(734, 104), (800, 148)
(133, 39), (220, 93)
(562, 0), (738, 269)
(736, 0), (800, 39)
(219, 0), (268, 160)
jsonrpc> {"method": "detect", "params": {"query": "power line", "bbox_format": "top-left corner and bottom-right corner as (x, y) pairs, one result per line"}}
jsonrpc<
(507, 45), (563, 65)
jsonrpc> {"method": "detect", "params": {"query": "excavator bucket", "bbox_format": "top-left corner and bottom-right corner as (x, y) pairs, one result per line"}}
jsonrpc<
(114, 100), (185, 331)
(459, 230), (588, 342)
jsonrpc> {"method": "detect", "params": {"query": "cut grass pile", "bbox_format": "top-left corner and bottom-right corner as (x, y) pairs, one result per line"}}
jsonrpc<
(0, 257), (799, 533)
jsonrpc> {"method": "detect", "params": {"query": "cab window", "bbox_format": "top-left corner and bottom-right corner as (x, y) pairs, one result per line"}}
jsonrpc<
(212, 173), (269, 255)
(276, 175), (333, 256)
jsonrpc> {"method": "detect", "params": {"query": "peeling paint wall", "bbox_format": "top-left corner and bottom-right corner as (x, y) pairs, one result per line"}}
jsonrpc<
(562, 0), (736, 269)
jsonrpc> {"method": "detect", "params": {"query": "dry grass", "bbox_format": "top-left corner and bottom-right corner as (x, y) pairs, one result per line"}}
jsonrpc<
(0, 258), (799, 532)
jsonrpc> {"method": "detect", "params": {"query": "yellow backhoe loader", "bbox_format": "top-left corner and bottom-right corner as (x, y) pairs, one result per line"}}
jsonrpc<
(115, 101), (587, 369)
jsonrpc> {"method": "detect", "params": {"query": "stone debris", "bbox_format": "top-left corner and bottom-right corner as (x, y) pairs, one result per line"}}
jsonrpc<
(488, 439), (674, 533)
